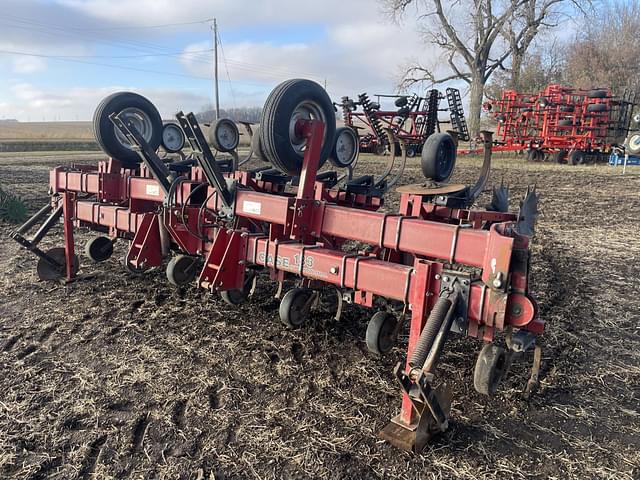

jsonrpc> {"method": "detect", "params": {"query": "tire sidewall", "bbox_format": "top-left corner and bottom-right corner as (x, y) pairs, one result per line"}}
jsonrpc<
(94, 92), (163, 167)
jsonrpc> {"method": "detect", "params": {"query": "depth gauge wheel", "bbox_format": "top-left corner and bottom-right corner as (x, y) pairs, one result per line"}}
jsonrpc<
(552, 150), (567, 164)
(474, 343), (508, 396)
(93, 92), (163, 167)
(85, 236), (114, 263)
(259, 79), (336, 175)
(329, 127), (359, 168)
(209, 118), (240, 152)
(626, 132), (640, 155)
(166, 255), (198, 286)
(365, 311), (399, 355)
(279, 288), (314, 328)
(405, 145), (417, 158)
(37, 247), (79, 281)
(421, 132), (456, 182)
(220, 272), (255, 306)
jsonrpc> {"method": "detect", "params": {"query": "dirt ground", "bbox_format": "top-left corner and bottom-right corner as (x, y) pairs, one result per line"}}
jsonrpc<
(0, 151), (639, 479)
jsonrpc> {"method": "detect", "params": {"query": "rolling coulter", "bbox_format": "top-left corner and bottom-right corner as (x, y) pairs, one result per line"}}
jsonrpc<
(484, 84), (636, 164)
(12, 79), (542, 453)
(338, 88), (469, 157)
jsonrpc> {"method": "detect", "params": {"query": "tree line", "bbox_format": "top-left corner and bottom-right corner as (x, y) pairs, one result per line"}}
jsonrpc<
(383, 0), (640, 137)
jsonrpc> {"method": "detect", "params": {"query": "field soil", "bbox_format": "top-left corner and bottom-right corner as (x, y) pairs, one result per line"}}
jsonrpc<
(0, 152), (639, 479)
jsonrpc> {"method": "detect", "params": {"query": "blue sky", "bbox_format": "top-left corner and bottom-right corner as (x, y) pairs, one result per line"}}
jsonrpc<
(0, 0), (574, 121)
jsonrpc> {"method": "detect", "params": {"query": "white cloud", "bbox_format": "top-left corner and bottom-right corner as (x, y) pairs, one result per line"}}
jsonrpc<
(11, 56), (47, 74)
(0, 83), (209, 121)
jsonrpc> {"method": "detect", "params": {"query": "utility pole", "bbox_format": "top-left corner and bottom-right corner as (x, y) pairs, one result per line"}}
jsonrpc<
(213, 18), (220, 120)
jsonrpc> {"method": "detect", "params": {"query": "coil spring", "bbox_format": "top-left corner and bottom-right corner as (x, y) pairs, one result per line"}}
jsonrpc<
(358, 93), (386, 144)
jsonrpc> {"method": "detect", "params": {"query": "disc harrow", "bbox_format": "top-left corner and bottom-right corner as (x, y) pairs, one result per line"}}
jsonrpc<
(11, 79), (543, 453)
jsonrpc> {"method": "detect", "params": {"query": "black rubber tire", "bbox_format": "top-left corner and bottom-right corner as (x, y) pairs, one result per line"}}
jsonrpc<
(220, 273), (254, 306)
(552, 150), (567, 164)
(405, 145), (417, 158)
(421, 132), (456, 182)
(166, 255), (198, 286)
(569, 150), (586, 165)
(538, 96), (549, 107)
(586, 103), (607, 113)
(85, 236), (113, 263)
(558, 119), (574, 127)
(374, 143), (386, 156)
(329, 127), (359, 168)
(365, 311), (398, 355)
(496, 114), (506, 123)
(474, 343), (508, 395)
(209, 118), (239, 152)
(279, 288), (313, 328)
(587, 89), (607, 99)
(93, 92), (162, 167)
(250, 126), (268, 162)
(37, 247), (79, 281)
(626, 132), (640, 155)
(259, 79), (336, 175)
(534, 149), (545, 162)
(122, 254), (147, 275)
(395, 96), (408, 108)
(560, 105), (575, 113)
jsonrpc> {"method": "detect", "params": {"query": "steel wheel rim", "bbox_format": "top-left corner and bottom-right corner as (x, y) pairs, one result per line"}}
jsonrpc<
(114, 107), (154, 150)
(288, 100), (326, 156)
(630, 134), (640, 150)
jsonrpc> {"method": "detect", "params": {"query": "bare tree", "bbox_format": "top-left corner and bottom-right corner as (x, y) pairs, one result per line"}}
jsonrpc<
(564, 1), (640, 97)
(384, 0), (582, 137)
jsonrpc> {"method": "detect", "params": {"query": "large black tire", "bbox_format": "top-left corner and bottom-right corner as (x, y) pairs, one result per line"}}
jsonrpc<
(552, 150), (567, 164)
(259, 79), (336, 175)
(560, 105), (575, 113)
(587, 89), (607, 98)
(569, 150), (586, 165)
(421, 132), (456, 182)
(93, 92), (162, 167)
(558, 119), (574, 127)
(329, 127), (359, 168)
(586, 103), (607, 113)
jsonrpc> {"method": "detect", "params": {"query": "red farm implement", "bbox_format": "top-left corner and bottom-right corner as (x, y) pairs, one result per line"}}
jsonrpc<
(338, 87), (469, 157)
(12, 79), (542, 453)
(484, 84), (636, 164)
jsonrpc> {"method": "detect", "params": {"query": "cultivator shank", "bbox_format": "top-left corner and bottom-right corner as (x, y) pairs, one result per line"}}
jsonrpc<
(12, 79), (543, 453)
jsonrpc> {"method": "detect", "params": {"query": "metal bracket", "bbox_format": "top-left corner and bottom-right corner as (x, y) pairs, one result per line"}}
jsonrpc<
(175, 111), (236, 218)
(439, 270), (471, 334)
(109, 113), (173, 196)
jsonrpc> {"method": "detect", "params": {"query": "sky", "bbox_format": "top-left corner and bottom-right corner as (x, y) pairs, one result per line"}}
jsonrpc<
(0, 0), (580, 122)
(0, 0), (447, 121)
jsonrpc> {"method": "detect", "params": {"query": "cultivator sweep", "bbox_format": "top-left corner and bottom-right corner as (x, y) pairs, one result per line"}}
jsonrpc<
(484, 84), (636, 164)
(12, 79), (543, 452)
(339, 88), (469, 157)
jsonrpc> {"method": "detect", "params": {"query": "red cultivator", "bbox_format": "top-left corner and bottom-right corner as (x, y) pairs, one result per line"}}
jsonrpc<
(12, 79), (543, 452)
(338, 88), (469, 157)
(484, 84), (635, 164)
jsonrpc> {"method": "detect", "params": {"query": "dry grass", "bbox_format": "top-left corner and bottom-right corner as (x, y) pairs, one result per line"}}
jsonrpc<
(0, 122), (94, 141)
(0, 152), (638, 479)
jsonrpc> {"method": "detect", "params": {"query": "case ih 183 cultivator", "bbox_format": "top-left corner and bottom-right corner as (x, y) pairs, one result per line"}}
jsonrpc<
(484, 84), (635, 164)
(337, 88), (470, 157)
(12, 79), (543, 453)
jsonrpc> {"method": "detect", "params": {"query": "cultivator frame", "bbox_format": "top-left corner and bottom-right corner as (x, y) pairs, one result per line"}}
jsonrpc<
(484, 84), (636, 163)
(12, 80), (543, 453)
(339, 88), (469, 156)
